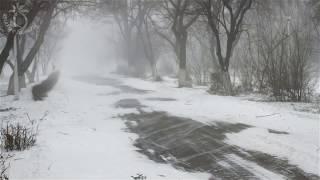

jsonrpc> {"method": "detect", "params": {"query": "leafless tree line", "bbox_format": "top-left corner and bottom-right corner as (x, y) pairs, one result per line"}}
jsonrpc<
(101, 0), (319, 101)
(0, 0), (319, 101)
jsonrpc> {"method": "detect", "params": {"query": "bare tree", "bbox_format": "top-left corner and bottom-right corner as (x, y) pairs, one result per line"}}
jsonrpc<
(0, 0), (51, 75)
(7, 1), (57, 94)
(136, 0), (163, 80)
(111, 1), (146, 76)
(2, 0), (96, 95)
(200, 0), (253, 95)
(162, 0), (200, 87)
(188, 22), (214, 85)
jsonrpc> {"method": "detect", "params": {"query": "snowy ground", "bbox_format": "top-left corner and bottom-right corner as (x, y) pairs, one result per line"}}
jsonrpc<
(121, 76), (320, 177)
(0, 73), (319, 179)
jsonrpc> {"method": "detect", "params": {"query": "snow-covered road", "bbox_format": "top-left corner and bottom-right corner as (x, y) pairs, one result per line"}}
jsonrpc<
(1, 74), (319, 179)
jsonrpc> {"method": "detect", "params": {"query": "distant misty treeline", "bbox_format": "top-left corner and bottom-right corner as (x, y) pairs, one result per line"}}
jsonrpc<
(0, 0), (319, 101)
(100, 0), (319, 101)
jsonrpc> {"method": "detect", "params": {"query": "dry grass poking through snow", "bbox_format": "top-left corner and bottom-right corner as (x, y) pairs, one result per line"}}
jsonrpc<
(0, 121), (38, 152)
(0, 154), (12, 180)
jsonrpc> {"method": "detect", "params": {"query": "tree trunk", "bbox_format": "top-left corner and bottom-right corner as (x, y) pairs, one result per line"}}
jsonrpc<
(26, 70), (32, 83)
(221, 70), (233, 95)
(31, 56), (39, 83)
(7, 75), (14, 95)
(17, 35), (26, 88)
(19, 75), (26, 88)
(7, 74), (26, 95)
(178, 32), (191, 87)
(27, 60), (37, 83)
(141, 18), (159, 81)
(0, 31), (15, 75)
(42, 61), (49, 75)
(210, 70), (233, 95)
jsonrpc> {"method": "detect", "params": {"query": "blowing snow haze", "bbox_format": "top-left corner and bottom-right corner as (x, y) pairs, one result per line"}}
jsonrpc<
(58, 19), (116, 76)
(0, 0), (319, 179)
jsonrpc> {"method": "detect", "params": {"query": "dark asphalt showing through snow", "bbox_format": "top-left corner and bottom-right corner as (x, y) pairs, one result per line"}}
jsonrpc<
(75, 75), (320, 180)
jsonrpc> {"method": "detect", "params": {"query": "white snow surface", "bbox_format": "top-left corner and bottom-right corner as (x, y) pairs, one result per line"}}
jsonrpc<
(0, 76), (210, 179)
(117, 75), (320, 176)
(0, 73), (319, 179)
